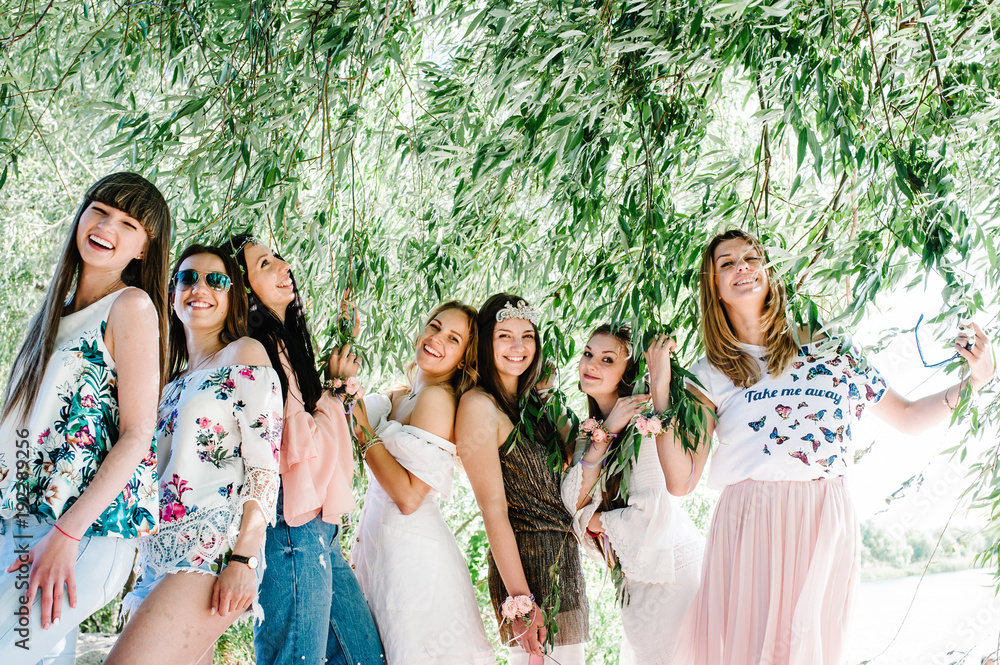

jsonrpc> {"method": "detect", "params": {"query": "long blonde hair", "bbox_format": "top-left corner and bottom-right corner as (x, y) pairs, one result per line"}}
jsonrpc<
(405, 301), (479, 397)
(2, 173), (171, 421)
(699, 229), (799, 388)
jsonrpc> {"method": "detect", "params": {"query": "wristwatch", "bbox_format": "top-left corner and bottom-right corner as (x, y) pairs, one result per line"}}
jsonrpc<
(226, 553), (259, 570)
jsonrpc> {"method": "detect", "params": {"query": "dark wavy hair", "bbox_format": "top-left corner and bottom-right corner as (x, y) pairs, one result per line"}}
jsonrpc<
(476, 293), (543, 423)
(583, 323), (639, 514)
(167, 244), (248, 380)
(225, 233), (321, 412)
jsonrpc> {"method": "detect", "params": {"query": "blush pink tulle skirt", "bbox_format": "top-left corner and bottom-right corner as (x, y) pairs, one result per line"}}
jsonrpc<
(672, 477), (859, 665)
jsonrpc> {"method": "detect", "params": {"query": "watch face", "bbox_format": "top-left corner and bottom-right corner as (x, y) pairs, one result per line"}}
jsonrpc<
(247, 556), (259, 570)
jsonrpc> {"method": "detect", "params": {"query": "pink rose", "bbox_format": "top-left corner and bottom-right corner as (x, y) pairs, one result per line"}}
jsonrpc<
(635, 417), (650, 436)
(239, 367), (254, 378)
(80, 395), (97, 408)
(197, 417), (210, 428)
(345, 377), (362, 396)
(501, 598), (518, 621)
(212, 423), (224, 434)
(591, 428), (607, 444)
(332, 378), (344, 389)
(581, 418), (598, 433)
(647, 417), (663, 435)
(515, 595), (534, 615)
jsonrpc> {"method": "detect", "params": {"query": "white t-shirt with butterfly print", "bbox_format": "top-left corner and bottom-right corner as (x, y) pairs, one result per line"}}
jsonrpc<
(689, 339), (887, 490)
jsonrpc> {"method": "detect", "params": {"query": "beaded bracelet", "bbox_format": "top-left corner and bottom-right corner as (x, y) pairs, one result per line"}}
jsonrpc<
(358, 435), (384, 457)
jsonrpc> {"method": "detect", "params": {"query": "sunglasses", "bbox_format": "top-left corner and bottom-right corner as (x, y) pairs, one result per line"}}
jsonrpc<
(914, 314), (972, 368)
(173, 269), (232, 293)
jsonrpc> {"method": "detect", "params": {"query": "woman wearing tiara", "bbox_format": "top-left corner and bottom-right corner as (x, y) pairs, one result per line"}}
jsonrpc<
(347, 301), (494, 665)
(457, 294), (589, 665)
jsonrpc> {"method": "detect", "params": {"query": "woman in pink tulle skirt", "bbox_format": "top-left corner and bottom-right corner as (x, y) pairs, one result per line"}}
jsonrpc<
(647, 229), (994, 665)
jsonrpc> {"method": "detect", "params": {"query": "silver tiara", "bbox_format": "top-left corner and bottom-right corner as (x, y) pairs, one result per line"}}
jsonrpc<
(495, 300), (539, 325)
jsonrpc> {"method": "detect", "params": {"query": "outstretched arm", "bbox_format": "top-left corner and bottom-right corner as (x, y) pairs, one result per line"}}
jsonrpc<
(871, 322), (995, 434)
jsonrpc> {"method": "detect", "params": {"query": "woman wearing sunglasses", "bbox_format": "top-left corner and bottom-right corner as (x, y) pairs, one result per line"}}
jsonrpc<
(226, 234), (384, 665)
(0, 173), (169, 664)
(107, 244), (283, 665)
(656, 229), (995, 665)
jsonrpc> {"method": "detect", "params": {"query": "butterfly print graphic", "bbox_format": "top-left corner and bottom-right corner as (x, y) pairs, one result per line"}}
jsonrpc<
(845, 425), (851, 439)
(789, 419), (801, 430)
(865, 383), (885, 402)
(816, 455), (839, 468)
(849, 384), (860, 400)
(820, 425), (845, 444)
(748, 417), (766, 432)
(789, 450), (810, 465)
(775, 404), (792, 419)
(801, 433), (820, 452)
(855, 403), (865, 418)
(792, 361), (805, 369)
(792, 374), (800, 382)
(769, 427), (789, 445)
(804, 410), (827, 422)
(807, 365), (833, 380)
(832, 376), (845, 387)
(806, 355), (820, 363)
(798, 402), (808, 409)
(833, 408), (843, 420)
(763, 444), (771, 455)
(825, 358), (842, 366)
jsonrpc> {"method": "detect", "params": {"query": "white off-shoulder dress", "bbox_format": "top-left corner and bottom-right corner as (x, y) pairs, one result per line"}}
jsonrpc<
(351, 394), (495, 665)
(562, 434), (704, 665)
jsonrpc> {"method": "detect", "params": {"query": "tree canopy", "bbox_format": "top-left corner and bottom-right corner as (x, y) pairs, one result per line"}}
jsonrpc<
(2, 0), (999, 575)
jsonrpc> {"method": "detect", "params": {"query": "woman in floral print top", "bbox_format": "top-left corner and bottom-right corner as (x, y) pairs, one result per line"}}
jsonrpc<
(108, 244), (283, 665)
(0, 173), (170, 664)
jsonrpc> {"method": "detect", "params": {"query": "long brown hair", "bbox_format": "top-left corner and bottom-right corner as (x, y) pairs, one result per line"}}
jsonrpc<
(583, 324), (638, 514)
(167, 245), (249, 380)
(476, 293), (543, 422)
(406, 301), (480, 397)
(2, 172), (171, 421)
(699, 229), (799, 388)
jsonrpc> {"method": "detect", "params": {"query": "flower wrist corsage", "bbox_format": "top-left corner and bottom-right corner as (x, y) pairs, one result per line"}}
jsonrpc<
(635, 410), (671, 436)
(500, 594), (536, 625)
(325, 376), (365, 410)
(579, 417), (616, 468)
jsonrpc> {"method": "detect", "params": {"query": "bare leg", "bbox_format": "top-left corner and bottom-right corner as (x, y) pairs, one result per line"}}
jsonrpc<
(105, 571), (244, 665)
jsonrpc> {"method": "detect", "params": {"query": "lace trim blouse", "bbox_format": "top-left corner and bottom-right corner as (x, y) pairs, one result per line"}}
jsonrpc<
(137, 364), (282, 576)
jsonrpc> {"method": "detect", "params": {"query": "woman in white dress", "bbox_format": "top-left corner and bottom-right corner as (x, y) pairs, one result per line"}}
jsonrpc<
(346, 301), (495, 665)
(562, 324), (703, 664)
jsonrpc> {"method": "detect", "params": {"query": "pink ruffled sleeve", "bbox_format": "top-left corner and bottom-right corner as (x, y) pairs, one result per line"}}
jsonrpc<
(278, 352), (356, 527)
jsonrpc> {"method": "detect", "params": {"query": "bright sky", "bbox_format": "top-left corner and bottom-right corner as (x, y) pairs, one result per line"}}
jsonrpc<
(848, 271), (996, 534)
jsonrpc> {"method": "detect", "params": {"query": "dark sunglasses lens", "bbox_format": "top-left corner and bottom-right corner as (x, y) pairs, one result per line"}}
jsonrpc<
(175, 269), (199, 287)
(206, 273), (232, 291)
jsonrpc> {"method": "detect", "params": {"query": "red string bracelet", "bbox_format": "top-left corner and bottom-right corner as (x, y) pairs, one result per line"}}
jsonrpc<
(53, 524), (81, 542)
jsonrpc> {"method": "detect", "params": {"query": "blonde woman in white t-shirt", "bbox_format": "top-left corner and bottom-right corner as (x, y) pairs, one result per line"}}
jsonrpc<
(653, 229), (995, 665)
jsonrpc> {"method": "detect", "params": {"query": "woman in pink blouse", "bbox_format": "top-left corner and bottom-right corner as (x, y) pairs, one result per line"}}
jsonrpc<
(227, 233), (384, 665)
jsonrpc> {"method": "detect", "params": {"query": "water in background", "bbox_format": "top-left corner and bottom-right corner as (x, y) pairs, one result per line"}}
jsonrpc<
(848, 569), (1000, 665)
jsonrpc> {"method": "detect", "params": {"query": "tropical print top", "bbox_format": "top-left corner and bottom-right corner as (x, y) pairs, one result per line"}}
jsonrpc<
(0, 289), (159, 537)
(137, 364), (282, 576)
